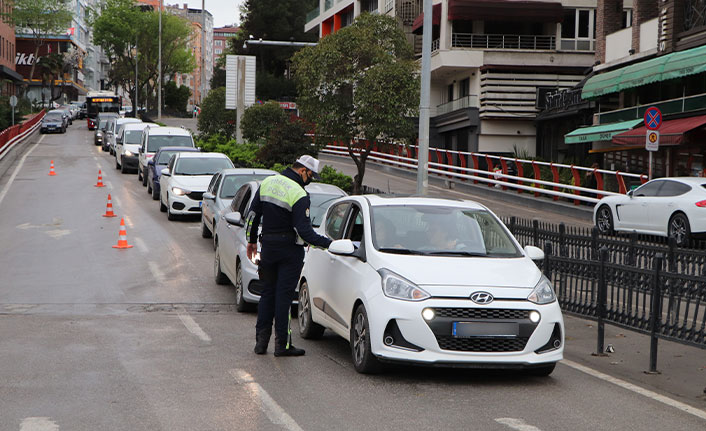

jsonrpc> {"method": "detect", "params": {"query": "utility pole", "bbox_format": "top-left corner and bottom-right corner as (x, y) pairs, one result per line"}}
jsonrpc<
(201, 0), (206, 106)
(134, 39), (138, 118)
(158, 0), (162, 119)
(416, 0), (432, 196)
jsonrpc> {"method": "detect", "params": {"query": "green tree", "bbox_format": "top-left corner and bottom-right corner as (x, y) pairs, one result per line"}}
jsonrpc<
(1, 0), (73, 87)
(293, 13), (419, 194)
(92, 0), (195, 112)
(164, 80), (191, 114)
(240, 101), (288, 143)
(198, 87), (238, 139)
(257, 118), (312, 167)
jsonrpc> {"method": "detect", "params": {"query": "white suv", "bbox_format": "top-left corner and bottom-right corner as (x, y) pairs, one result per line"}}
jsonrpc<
(138, 126), (196, 186)
(115, 122), (158, 174)
(107, 117), (142, 155)
(159, 152), (234, 220)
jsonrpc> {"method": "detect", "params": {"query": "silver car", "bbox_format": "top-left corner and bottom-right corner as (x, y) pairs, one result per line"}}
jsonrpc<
(201, 168), (276, 243)
(213, 181), (347, 312)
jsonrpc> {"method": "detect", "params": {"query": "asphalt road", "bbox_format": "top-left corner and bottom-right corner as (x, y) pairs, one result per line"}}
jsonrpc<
(0, 127), (704, 431)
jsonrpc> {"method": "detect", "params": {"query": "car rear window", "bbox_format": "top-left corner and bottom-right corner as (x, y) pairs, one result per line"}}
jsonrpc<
(45, 114), (63, 120)
(147, 135), (194, 152)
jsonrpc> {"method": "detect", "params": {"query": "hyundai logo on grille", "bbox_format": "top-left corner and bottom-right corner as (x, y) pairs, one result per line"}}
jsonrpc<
(470, 292), (494, 304)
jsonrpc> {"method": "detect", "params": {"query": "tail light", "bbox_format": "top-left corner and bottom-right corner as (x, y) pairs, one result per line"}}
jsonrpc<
(696, 200), (706, 207)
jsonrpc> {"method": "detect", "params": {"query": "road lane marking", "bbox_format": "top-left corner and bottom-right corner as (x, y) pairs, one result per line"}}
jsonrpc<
(113, 196), (122, 209)
(561, 359), (706, 421)
(0, 136), (44, 208)
(123, 215), (134, 228)
(45, 229), (71, 239)
(20, 417), (59, 431)
(177, 311), (211, 342)
(229, 369), (304, 431)
(105, 180), (113, 190)
(134, 237), (148, 254)
(495, 418), (543, 431)
(93, 156), (98, 161)
(148, 261), (165, 283)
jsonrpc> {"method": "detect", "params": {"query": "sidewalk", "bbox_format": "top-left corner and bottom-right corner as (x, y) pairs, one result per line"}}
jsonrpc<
(563, 314), (706, 409)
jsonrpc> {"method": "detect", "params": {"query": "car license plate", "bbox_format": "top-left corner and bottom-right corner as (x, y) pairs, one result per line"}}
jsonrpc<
(452, 322), (519, 338)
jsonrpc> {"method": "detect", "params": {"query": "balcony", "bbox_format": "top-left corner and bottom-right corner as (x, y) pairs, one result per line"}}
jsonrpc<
(597, 92), (706, 125)
(306, 7), (320, 23)
(452, 33), (556, 51)
(433, 95), (479, 117)
(560, 38), (595, 52)
(431, 38), (439, 52)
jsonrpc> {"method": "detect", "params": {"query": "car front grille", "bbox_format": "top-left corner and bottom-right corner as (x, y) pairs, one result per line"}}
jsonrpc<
(435, 335), (529, 352)
(432, 308), (530, 320)
(187, 191), (203, 200)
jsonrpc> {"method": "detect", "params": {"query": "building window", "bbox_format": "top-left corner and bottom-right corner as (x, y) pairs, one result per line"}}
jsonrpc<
(622, 9), (633, 29)
(215, 49), (222, 54)
(459, 78), (470, 98)
(362, 0), (378, 13)
(447, 83), (454, 103)
(560, 8), (595, 51)
(685, 0), (706, 31)
(215, 40), (222, 46)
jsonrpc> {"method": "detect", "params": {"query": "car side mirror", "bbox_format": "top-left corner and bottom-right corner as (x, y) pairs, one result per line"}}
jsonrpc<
(161, 168), (171, 177)
(116, 137), (122, 144)
(524, 245), (544, 261)
(203, 192), (215, 201)
(329, 239), (355, 256)
(627, 190), (634, 198)
(224, 211), (242, 226)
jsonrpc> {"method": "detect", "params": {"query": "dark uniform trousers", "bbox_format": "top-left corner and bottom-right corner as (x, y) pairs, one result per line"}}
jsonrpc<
(256, 238), (305, 344)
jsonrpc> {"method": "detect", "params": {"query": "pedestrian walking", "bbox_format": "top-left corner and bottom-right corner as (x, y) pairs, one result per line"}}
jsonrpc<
(246, 155), (332, 356)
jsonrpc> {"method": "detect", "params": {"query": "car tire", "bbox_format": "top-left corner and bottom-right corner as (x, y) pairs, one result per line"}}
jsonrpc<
(668, 213), (691, 247)
(142, 170), (148, 186)
(527, 363), (556, 377)
(350, 304), (382, 374)
(147, 179), (152, 195)
(121, 161), (128, 174)
(152, 184), (159, 201)
(234, 261), (255, 312)
(137, 166), (143, 182)
(167, 205), (176, 221)
(115, 156), (120, 170)
(214, 246), (230, 286)
(596, 205), (614, 234)
(298, 281), (325, 339)
(201, 217), (212, 238)
(159, 197), (167, 213)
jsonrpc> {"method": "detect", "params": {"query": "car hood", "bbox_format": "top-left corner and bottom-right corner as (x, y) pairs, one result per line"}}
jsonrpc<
(370, 253), (542, 298)
(170, 175), (213, 191)
(124, 144), (140, 153)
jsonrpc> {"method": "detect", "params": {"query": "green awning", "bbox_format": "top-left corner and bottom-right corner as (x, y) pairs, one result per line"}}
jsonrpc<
(564, 119), (644, 144)
(582, 45), (706, 99)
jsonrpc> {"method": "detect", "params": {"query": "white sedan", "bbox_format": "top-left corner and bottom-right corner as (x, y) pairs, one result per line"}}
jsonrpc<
(159, 152), (234, 220)
(594, 177), (706, 246)
(298, 196), (564, 374)
(214, 182), (347, 312)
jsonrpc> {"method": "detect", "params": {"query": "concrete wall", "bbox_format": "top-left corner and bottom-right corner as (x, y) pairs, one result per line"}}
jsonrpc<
(639, 17), (658, 52)
(605, 27), (633, 62)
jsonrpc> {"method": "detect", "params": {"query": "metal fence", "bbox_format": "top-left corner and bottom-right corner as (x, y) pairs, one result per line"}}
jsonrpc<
(504, 217), (706, 353)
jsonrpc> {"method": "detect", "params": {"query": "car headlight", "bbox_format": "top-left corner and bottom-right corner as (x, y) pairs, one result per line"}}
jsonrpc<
(527, 276), (556, 305)
(96, 131), (103, 137)
(171, 187), (188, 196)
(124, 150), (133, 156)
(378, 269), (430, 301)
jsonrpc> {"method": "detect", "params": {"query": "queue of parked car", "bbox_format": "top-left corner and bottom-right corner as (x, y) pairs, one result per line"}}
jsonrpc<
(87, 115), (564, 377)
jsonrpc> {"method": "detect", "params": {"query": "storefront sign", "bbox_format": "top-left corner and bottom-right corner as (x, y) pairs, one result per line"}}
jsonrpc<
(658, 1), (670, 52)
(537, 87), (583, 111)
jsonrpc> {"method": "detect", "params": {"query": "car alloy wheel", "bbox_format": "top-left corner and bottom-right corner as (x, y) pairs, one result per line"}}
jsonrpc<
(298, 281), (324, 339)
(214, 246), (229, 285)
(234, 261), (253, 311)
(350, 305), (382, 374)
(668, 213), (691, 247)
(596, 205), (613, 234)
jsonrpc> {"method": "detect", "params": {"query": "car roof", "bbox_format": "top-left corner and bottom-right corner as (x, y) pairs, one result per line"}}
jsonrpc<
(175, 151), (229, 159)
(363, 194), (486, 210)
(123, 122), (158, 131)
(653, 177), (706, 186)
(155, 146), (199, 153)
(306, 182), (348, 196)
(116, 117), (142, 124)
(147, 126), (191, 136)
(218, 168), (277, 176)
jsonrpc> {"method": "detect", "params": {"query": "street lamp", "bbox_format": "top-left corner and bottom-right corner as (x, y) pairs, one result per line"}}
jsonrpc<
(133, 41), (138, 118)
(416, 0), (432, 196)
(158, 0), (162, 119)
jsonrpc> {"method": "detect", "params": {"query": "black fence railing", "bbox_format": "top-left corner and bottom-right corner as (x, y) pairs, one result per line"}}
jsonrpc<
(504, 217), (706, 356)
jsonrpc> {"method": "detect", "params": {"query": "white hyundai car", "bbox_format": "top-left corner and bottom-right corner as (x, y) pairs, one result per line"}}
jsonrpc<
(298, 196), (564, 374)
(214, 181), (347, 311)
(115, 122), (155, 173)
(159, 152), (234, 220)
(594, 177), (706, 246)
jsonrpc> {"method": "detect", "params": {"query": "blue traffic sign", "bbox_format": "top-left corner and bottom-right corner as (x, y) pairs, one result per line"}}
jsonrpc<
(644, 106), (662, 130)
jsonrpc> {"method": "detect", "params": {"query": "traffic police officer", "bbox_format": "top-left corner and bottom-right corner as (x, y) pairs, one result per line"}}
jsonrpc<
(246, 155), (332, 356)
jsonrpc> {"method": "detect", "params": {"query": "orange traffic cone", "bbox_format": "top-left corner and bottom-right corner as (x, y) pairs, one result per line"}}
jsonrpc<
(102, 194), (117, 217)
(112, 218), (133, 249)
(94, 169), (105, 187)
(48, 160), (57, 176)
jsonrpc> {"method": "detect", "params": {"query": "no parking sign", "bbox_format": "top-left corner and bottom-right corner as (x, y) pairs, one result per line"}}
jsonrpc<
(644, 107), (661, 152)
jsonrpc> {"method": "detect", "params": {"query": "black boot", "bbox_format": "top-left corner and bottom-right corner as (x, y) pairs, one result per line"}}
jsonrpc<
(274, 336), (305, 357)
(254, 328), (271, 355)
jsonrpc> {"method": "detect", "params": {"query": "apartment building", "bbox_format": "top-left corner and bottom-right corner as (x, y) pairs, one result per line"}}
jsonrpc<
(305, 0), (597, 157)
(565, 0), (706, 177)
(0, 0), (21, 96)
(213, 26), (238, 64)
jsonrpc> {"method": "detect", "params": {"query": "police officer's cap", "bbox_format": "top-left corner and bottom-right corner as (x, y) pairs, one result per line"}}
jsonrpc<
(296, 155), (321, 179)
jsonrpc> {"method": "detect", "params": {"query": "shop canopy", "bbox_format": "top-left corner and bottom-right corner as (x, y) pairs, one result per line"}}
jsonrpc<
(564, 119), (643, 144)
(582, 44), (706, 99)
(612, 114), (706, 147)
(411, 4), (441, 34)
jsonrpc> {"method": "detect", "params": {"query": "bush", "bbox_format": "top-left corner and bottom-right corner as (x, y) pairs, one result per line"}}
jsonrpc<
(318, 165), (353, 193)
(198, 87), (238, 139)
(240, 101), (288, 143)
(257, 118), (313, 167)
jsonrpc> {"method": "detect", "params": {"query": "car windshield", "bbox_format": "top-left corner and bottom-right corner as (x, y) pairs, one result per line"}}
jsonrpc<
(310, 193), (345, 227)
(174, 158), (233, 175)
(45, 114), (63, 121)
(371, 205), (521, 257)
(220, 174), (272, 198)
(98, 120), (108, 129)
(147, 135), (193, 152)
(124, 130), (143, 145)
